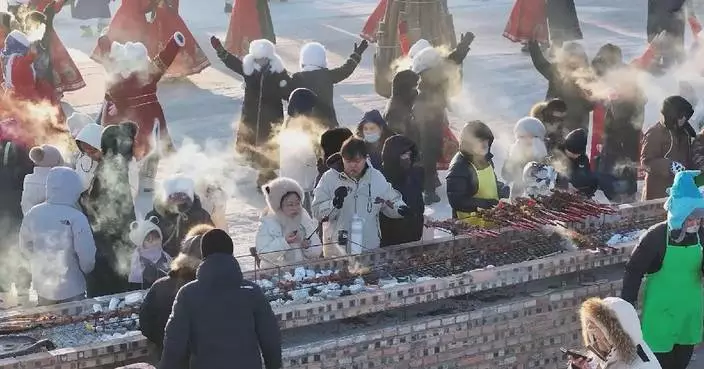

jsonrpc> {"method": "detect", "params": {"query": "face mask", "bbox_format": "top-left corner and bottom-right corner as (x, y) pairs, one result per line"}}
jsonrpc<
(399, 158), (411, 169)
(686, 225), (700, 233)
(143, 241), (161, 250)
(177, 201), (193, 213)
(364, 133), (381, 143)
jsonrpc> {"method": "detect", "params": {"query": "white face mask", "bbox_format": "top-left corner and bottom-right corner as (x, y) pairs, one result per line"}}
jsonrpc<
(143, 240), (162, 251)
(686, 225), (700, 233)
(364, 133), (381, 143)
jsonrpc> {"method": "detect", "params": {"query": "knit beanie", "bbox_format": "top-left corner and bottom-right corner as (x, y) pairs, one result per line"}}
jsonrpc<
(200, 229), (234, 258)
(563, 128), (588, 155)
(29, 144), (64, 167)
(287, 88), (317, 117)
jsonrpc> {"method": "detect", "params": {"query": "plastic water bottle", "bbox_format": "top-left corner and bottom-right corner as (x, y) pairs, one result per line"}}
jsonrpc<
(349, 215), (364, 255)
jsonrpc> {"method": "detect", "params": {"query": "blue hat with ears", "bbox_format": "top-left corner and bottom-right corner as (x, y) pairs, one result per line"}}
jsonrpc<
(665, 170), (704, 230)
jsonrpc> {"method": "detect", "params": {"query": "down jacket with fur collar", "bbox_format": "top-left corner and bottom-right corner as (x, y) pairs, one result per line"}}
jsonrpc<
(215, 39), (291, 157)
(256, 177), (322, 268)
(579, 297), (661, 369)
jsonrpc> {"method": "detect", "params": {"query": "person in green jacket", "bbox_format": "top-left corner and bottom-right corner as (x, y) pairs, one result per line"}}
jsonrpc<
(621, 170), (704, 369)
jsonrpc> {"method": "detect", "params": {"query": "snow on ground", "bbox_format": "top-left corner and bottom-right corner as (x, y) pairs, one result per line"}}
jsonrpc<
(57, 0), (687, 268)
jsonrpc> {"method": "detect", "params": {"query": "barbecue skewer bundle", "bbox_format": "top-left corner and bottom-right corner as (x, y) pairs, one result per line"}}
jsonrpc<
(426, 190), (616, 237)
(0, 306), (140, 335)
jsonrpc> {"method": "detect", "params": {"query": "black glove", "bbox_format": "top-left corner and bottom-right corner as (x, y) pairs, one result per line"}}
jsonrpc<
(332, 186), (348, 209)
(43, 2), (57, 21)
(458, 32), (475, 50)
(210, 36), (228, 59)
(397, 205), (410, 217)
(354, 39), (369, 55)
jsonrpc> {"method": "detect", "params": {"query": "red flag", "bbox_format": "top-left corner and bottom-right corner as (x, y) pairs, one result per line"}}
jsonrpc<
(225, 0), (276, 57)
(360, 0), (387, 42)
(590, 103), (606, 171)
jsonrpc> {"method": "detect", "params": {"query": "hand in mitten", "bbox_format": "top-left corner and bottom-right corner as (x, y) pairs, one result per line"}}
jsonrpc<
(671, 161), (686, 175)
(458, 32), (475, 50)
(332, 186), (349, 209)
(354, 39), (369, 55)
(210, 36), (227, 58)
(397, 205), (410, 217)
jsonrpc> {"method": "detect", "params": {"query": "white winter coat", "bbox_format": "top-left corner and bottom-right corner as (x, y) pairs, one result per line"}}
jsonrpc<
(579, 297), (661, 369)
(255, 212), (322, 269)
(312, 160), (405, 253)
(19, 167), (96, 301)
(21, 166), (51, 215)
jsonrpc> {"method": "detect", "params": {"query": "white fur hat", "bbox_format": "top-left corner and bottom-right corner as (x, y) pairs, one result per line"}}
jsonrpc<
(262, 177), (304, 212)
(67, 113), (94, 138)
(163, 175), (196, 200)
(249, 39), (275, 60)
(513, 117), (547, 139)
(129, 216), (162, 247)
(123, 42), (148, 62)
(299, 42), (328, 69)
(409, 39), (431, 59)
(411, 47), (441, 74)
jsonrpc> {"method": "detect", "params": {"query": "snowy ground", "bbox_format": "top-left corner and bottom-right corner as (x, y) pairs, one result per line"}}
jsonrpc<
(57, 1), (689, 256)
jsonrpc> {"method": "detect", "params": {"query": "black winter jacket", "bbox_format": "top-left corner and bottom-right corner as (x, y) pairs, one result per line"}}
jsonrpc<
(380, 135), (424, 246)
(145, 196), (214, 257)
(528, 42), (594, 132)
(446, 152), (508, 217)
(139, 268), (196, 351)
(559, 154), (598, 198)
(160, 254), (282, 369)
(384, 73), (419, 146)
(621, 222), (704, 305)
(290, 53), (362, 129)
(218, 51), (290, 151)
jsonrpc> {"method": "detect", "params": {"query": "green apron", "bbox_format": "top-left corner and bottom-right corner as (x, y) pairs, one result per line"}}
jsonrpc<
(641, 234), (704, 353)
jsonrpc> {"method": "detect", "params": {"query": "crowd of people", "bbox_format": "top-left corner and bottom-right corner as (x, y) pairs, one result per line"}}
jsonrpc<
(0, 0), (703, 368)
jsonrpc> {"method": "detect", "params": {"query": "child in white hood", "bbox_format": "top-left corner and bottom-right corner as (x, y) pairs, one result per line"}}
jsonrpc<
(128, 216), (172, 290)
(255, 177), (322, 269)
(569, 297), (661, 369)
(501, 117), (548, 199)
(21, 144), (65, 215)
(73, 123), (103, 193)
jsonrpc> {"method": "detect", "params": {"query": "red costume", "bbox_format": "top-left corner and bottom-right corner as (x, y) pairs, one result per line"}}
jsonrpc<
(150, 0), (209, 78)
(91, 0), (153, 62)
(503, 0), (548, 44)
(94, 32), (184, 160)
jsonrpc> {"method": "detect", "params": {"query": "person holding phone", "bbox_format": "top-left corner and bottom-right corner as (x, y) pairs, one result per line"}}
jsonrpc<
(565, 297), (661, 369)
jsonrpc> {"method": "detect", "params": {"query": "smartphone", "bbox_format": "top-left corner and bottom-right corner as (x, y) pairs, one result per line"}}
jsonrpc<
(560, 347), (588, 360)
(586, 345), (607, 362)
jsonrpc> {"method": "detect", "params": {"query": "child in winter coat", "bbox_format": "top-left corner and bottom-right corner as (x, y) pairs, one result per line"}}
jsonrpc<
(72, 122), (102, 193)
(291, 40), (369, 128)
(501, 117), (548, 199)
(128, 216), (172, 290)
(557, 128), (599, 198)
(255, 177), (322, 269)
(279, 88), (320, 212)
(356, 109), (394, 171)
(21, 144), (64, 214)
(19, 167), (96, 306)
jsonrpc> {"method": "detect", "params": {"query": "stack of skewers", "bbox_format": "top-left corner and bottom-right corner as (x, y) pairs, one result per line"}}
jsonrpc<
(0, 306), (140, 335)
(427, 190), (615, 238)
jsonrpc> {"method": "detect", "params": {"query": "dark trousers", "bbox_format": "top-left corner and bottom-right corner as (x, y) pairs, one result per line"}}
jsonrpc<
(654, 344), (694, 369)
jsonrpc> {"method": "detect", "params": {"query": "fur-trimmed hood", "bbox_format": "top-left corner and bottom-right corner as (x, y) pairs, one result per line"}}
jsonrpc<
(580, 297), (661, 369)
(262, 177), (304, 214)
(242, 39), (285, 76)
(299, 42), (327, 71)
